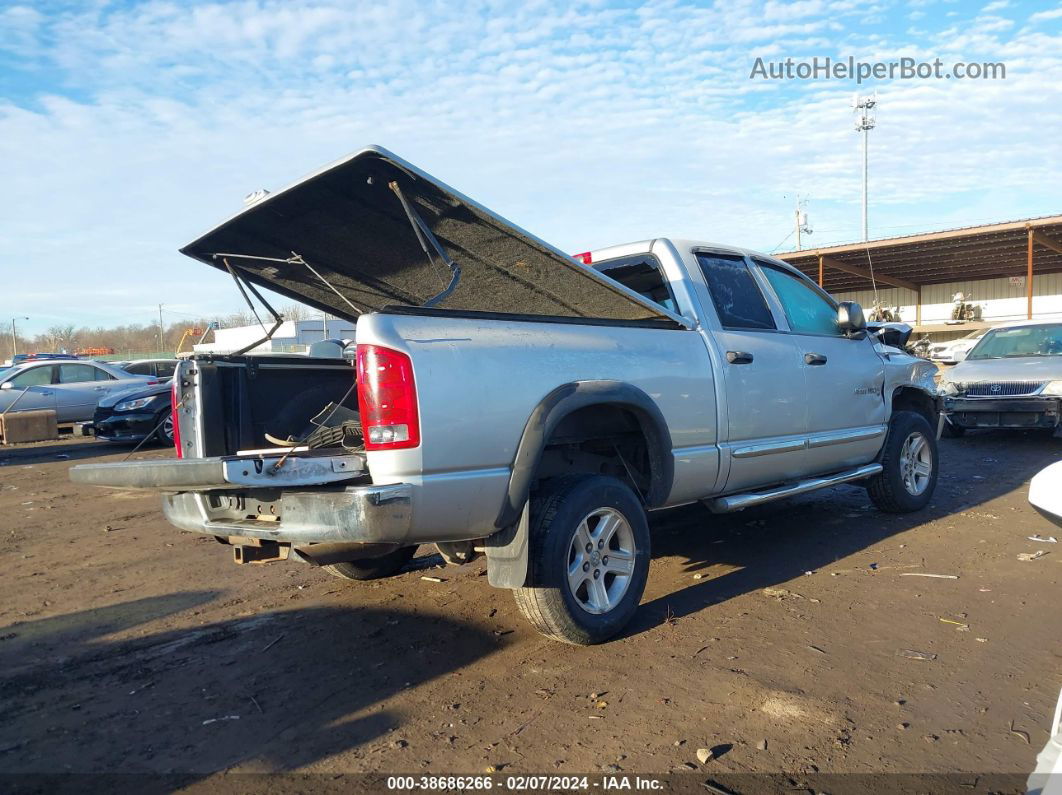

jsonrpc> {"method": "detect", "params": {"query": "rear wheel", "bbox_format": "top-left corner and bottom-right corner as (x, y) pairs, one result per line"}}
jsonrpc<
(867, 411), (938, 513)
(322, 546), (417, 581)
(514, 475), (650, 645)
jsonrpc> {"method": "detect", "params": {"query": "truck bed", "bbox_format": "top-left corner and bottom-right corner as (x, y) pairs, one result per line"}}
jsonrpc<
(184, 354), (361, 456)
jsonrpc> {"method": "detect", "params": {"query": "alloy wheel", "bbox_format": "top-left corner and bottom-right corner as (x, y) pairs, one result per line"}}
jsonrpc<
(900, 431), (932, 496)
(566, 508), (636, 615)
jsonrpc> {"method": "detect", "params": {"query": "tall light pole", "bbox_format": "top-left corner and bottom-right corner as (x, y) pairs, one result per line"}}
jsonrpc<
(853, 94), (876, 242)
(794, 197), (812, 250)
(158, 304), (165, 352)
(10, 316), (28, 358)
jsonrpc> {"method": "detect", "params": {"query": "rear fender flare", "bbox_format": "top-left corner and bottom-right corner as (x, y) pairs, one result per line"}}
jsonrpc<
(486, 381), (672, 588)
(496, 381), (673, 529)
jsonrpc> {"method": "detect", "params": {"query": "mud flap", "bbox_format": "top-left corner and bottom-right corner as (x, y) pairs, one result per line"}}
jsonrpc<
(485, 503), (529, 588)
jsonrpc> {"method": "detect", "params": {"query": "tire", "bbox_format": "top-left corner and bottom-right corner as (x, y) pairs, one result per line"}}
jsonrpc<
(322, 546), (417, 581)
(155, 409), (175, 446)
(941, 420), (966, 438)
(867, 411), (939, 513)
(513, 475), (650, 645)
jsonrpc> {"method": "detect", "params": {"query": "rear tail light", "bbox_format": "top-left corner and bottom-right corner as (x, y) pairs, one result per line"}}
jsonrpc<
(171, 379), (183, 458)
(572, 251), (593, 264)
(356, 344), (421, 450)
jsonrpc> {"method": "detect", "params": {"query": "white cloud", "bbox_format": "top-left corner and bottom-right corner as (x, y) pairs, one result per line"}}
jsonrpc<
(1030, 7), (1062, 23)
(1, 0), (1061, 329)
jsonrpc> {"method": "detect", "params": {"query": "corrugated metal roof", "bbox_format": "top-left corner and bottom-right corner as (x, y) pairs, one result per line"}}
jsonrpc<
(777, 214), (1062, 292)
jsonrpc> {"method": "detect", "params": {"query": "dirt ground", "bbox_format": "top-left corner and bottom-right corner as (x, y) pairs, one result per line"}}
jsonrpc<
(1, 432), (1060, 791)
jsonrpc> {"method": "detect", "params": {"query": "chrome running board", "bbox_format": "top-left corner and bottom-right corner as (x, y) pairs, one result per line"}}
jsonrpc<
(707, 463), (882, 513)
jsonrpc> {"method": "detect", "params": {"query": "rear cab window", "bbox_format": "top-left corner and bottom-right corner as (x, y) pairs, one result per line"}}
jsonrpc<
(695, 252), (776, 330)
(593, 255), (678, 314)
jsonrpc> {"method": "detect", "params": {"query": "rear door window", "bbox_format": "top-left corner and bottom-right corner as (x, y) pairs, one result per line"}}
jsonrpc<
(695, 253), (775, 330)
(58, 364), (112, 383)
(155, 361), (177, 378)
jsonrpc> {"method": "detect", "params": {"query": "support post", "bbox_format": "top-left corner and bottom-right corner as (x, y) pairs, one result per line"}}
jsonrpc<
(1028, 227), (1035, 320)
(818, 255), (824, 287)
(916, 286), (922, 326)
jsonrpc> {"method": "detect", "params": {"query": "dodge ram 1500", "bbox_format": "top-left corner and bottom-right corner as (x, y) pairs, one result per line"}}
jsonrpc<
(72, 146), (941, 644)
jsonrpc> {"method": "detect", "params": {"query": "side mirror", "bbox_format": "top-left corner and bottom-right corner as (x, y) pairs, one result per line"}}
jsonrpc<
(0, 381), (13, 391)
(837, 301), (866, 334)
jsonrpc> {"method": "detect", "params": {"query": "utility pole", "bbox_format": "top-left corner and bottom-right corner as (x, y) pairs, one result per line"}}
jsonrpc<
(158, 304), (165, 351)
(10, 316), (28, 359)
(322, 311), (329, 340)
(853, 94), (876, 242)
(794, 197), (812, 250)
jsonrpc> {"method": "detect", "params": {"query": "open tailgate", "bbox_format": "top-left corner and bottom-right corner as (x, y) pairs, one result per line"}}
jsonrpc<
(179, 146), (679, 325)
(69, 453), (364, 491)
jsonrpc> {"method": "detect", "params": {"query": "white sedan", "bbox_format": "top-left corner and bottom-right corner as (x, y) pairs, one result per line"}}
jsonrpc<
(928, 328), (985, 364)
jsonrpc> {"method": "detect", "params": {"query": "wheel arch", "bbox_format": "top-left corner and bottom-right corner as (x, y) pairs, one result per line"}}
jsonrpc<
(494, 381), (674, 531)
(890, 385), (940, 432)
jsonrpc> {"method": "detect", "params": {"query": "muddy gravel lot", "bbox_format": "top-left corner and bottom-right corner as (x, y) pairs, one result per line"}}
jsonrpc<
(1, 433), (1060, 791)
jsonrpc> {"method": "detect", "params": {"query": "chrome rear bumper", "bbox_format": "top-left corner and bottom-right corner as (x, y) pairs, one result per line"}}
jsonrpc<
(162, 483), (413, 545)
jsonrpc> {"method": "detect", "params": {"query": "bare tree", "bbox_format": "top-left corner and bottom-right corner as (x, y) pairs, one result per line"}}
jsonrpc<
(283, 303), (313, 321)
(40, 325), (76, 353)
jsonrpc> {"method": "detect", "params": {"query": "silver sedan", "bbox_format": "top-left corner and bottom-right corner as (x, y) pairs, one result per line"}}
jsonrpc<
(0, 360), (154, 423)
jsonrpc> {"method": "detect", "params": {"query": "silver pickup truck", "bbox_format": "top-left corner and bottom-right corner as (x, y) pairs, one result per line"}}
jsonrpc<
(72, 146), (941, 645)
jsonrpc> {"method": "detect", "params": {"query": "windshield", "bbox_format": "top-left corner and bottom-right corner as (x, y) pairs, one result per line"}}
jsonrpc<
(967, 324), (1062, 359)
(0, 367), (12, 381)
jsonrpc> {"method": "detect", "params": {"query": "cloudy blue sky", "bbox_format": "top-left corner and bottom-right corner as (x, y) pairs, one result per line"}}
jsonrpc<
(2, 0), (1061, 335)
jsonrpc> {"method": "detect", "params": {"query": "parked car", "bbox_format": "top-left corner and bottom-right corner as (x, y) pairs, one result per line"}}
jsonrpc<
(1029, 460), (1062, 530)
(0, 359), (154, 423)
(93, 380), (174, 445)
(928, 328), (986, 364)
(1026, 463), (1062, 794)
(1027, 685), (1062, 794)
(939, 320), (1062, 436)
(10, 352), (80, 365)
(70, 146), (942, 645)
(116, 358), (178, 382)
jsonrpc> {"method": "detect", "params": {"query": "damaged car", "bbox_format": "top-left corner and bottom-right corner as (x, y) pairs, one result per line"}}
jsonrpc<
(939, 320), (1062, 436)
(71, 146), (942, 645)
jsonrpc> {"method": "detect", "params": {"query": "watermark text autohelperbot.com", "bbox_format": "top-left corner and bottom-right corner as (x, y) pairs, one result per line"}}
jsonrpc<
(750, 56), (1006, 83)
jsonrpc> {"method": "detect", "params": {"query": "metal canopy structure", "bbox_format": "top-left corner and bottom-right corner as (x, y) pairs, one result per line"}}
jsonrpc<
(778, 214), (1062, 320)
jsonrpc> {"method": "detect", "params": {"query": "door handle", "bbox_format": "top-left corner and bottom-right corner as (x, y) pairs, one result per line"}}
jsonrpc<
(726, 351), (754, 365)
(804, 353), (828, 366)
(93, 386), (106, 391)
(40, 390), (53, 396)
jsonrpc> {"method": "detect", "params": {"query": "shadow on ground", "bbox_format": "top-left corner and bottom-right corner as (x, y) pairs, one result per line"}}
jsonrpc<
(629, 431), (1059, 635)
(0, 592), (499, 779)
